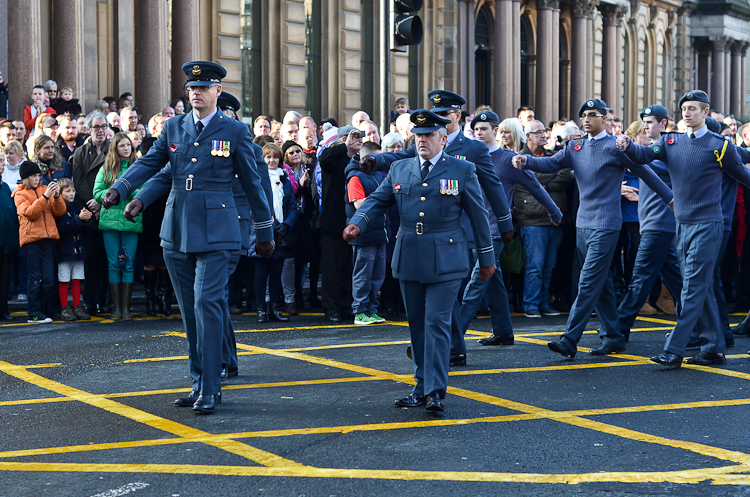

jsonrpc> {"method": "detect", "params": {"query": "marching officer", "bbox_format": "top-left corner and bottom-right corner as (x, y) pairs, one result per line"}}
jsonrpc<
(344, 110), (496, 413)
(102, 62), (275, 414)
(361, 90), (513, 366)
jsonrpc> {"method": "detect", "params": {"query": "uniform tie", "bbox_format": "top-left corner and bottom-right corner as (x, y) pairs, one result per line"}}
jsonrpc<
(196, 120), (204, 136)
(421, 161), (430, 180)
(690, 132), (695, 139)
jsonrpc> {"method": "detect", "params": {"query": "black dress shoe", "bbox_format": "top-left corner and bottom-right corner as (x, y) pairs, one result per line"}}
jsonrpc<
(257, 310), (269, 323)
(326, 312), (341, 323)
(220, 367), (239, 381)
(268, 309), (290, 322)
(450, 354), (466, 366)
(684, 352), (726, 366)
(477, 334), (514, 346)
(548, 340), (575, 358)
(192, 393), (221, 414)
(394, 393), (426, 408)
(425, 394), (445, 413)
(174, 391), (200, 407)
(651, 352), (683, 367)
(589, 344), (626, 356)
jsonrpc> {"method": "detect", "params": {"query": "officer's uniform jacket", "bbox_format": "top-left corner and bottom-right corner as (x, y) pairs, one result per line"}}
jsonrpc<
(373, 130), (513, 234)
(111, 111), (273, 253)
(353, 152), (494, 284)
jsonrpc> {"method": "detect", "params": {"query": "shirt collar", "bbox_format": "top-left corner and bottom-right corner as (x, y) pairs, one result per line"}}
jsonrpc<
(688, 125), (708, 139)
(420, 150), (443, 167)
(487, 143), (500, 154)
(445, 129), (460, 146)
(588, 130), (609, 141)
(192, 108), (218, 127)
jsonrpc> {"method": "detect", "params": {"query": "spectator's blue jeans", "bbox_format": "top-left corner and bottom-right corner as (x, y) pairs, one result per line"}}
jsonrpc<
(102, 231), (139, 283)
(520, 226), (563, 312)
(351, 243), (386, 314)
(25, 239), (55, 318)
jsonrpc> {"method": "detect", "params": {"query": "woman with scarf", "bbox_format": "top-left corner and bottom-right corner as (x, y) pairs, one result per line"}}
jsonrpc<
(253, 143), (298, 323)
(2, 141), (26, 191)
(32, 134), (71, 185)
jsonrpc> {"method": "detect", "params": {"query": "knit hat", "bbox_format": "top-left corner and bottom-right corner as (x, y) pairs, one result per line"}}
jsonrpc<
(281, 140), (301, 156)
(337, 125), (357, 138)
(19, 161), (41, 179)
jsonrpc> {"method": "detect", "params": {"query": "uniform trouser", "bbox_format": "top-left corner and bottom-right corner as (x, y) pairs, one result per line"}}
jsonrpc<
(351, 243), (386, 314)
(401, 278), (462, 398)
(222, 251), (242, 372)
(664, 222), (725, 356)
(688, 229), (733, 344)
(164, 248), (232, 396)
(618, 230), (683, 338)
(561, 228), (622, 352)
(453, 237), (512, 355)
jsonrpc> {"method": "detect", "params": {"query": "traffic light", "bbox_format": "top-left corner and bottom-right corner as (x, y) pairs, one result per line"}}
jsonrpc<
(390, 0), (423, 53)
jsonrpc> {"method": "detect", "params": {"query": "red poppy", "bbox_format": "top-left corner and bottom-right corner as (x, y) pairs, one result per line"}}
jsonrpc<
(574, 144), (581, 151)
(667, 138), (674, 145)
(394, 183), (401, 191)
(170, 144), (177, 152)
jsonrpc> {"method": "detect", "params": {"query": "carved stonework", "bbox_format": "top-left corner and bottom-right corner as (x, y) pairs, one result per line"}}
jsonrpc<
(732, 41), (748, 55)
(571, 0), (589, 18)
(599, 3), (626, 25)
(713, 36), (730, 53)
(628, 0), (639, 25)
(537, 0), (560, 10)
(586, 0), (600, 18)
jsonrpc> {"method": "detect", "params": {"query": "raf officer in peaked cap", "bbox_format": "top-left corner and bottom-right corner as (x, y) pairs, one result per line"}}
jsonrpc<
(344, 110), (496, 413)
(360, 89), (514, 367)
(102, 62), (275, 414)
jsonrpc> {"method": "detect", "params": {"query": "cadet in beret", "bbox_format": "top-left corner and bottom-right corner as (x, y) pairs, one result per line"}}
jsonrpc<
(344, 109), (496, 413)
(102, 61), (275, 414)
(618, 89), (750, 367)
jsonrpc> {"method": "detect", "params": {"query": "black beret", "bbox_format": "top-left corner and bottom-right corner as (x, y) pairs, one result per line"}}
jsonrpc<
(578, 98), (608, 117)
(281, 140), (301, 156)
(678, 90), (710, 109)
(640, 105), (669, 120)
(705, 116), (721, 134)
(470, 111), (500, 129)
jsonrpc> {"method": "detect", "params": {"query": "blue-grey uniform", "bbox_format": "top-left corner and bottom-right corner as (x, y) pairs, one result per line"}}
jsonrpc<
(109, 62), (274, 403)
(370, 91), (513, 361)
(351, 110), (495, 401)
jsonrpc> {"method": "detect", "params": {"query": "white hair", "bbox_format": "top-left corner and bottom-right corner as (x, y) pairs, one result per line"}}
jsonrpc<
(523, 119), (546, 135)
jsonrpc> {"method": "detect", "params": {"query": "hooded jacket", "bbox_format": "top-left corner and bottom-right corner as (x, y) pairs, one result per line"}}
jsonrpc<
(12, 183), (66, 247)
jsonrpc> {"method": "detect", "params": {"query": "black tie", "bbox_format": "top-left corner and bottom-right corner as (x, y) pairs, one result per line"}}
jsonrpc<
(690, 132), (695, 139)
(421, 161), (430, 180)
(196, 120), (204, 135)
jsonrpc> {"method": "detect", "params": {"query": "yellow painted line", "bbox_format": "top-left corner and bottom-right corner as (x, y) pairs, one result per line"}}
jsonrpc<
(0, 360), (304, 469)
(282, 340), (411, 352)
(124, 355), (188, 363)
(565, 397), (750, 417)
(0, 461), (748, 484)
(450, 360), (652, 376)
(633, 316), (678, 325)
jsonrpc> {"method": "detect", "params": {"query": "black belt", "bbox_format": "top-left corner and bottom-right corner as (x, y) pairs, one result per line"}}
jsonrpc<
(174, 175), (233, 191)
(401, 221), (461, 235)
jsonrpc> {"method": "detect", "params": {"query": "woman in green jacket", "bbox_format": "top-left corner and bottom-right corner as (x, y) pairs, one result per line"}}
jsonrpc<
(93, 132), (142, 320)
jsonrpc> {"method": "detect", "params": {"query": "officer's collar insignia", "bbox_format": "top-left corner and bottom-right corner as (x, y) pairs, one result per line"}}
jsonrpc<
(432, 95), (441, 104)
(644, 108), (652, 115)
(587, 101), (594, 107)
(170, 143), (177, 152)
(440, 179), (459, 195)
(192, 65), (202, 76)
(668, 138), (675, 145)
(417, 115), (426, 124)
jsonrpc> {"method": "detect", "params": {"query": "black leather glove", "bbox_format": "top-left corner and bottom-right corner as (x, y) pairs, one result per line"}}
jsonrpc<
(276, 223), (290, 237)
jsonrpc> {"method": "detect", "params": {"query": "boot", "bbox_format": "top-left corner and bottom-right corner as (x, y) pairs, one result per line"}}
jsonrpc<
(143, 270), (157, 316)
(158, 268), (173, 316)
(639, 302), (658, 316)
(654, 283), (677, 315)
(109, 283), (122, 320)
(268, 303), (289, 322)
(122, 283), (133, 320)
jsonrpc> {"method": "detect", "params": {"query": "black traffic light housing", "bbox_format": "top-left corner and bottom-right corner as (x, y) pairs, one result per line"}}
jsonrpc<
(390, 0), (423, 52)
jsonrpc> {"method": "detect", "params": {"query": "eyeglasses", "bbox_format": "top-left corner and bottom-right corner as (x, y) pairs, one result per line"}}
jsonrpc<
(581, 113), (605, 119)
(527, 130), (546, 135)
(288, 150), (302, 155)
(91, 125), (107, 131)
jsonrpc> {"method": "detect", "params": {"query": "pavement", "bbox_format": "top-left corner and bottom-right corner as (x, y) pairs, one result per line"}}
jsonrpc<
(1, 301), (750, 496)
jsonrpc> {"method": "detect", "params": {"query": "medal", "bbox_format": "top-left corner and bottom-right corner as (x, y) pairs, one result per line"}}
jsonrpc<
(211, 140), (218, 156)
(223, 141), (231, 157)
(440, 179), (447, 194)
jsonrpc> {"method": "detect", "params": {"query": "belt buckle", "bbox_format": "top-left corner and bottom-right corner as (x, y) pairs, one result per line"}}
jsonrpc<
(186, 174), (194, 191)
(416, 222), (423, 235)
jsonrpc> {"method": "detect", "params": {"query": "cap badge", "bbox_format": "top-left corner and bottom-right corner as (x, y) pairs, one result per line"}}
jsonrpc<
(192, 65), (202, 76)
(644, 108), (652, 115)
(687, 93), (693, 100)
(417, 115), (426, 125)
(587, 101), (594, 107)
(481, 114), (487, 120)
(432, 95), (441, 104)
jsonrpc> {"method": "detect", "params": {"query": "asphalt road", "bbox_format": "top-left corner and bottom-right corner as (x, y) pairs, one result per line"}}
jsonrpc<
(1, 303), (750, 497)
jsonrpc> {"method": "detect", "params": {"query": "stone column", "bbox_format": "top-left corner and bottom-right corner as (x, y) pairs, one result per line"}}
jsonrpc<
(8, 0), (42, 120)
(52, 0), (85, 108)
(493, 0), (514, 119)
(615, 14), (625, 117)
(599, 4), (623, 112)
(724, 47), (732, 115)
(135, 0), (169, 119)
(535, 0), (558, 124)
(731, 43), (742, 117)
(742, 43), (748, 118)
(585, 0), (598, 98)
(171, 0), (201, 101)
(551, 4), (560, 120)
(570, 0), (589, 114)
(711, 37), (728, 113)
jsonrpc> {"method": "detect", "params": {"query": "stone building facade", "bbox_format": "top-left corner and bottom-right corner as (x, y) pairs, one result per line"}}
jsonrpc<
(0, 0), (748, 128)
